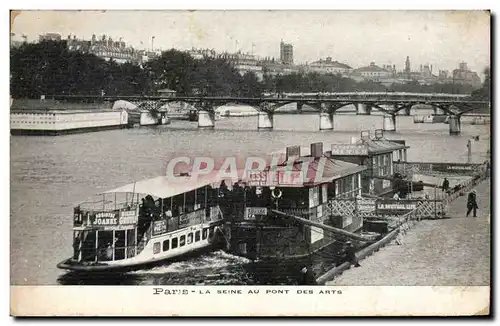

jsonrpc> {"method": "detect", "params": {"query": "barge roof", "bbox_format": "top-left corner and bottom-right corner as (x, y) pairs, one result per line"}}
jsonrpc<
(281, 156), (366, 187)
(103, 172), (221, 198)
(330, 139), (409, 156)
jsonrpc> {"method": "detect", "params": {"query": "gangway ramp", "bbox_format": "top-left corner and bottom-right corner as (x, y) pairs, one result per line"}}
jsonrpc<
(271, 209), (379, 243)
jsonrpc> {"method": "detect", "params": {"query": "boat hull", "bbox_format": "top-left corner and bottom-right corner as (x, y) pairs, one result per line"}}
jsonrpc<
(58, 220), (226, 273)
(223, 221), (364, 261)
(57, 241), (222, 273)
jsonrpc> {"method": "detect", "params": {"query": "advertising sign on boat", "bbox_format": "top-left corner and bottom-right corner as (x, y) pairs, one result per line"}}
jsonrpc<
(119, 209), (138, 225)
(277, 170), (304, 186)
(244, 207), (267, 220)
(331, 144), (369, 156)
(357, 199), (377, 213)
(247, 170), (303, 187)
(94, 212), (118, 225)
(153, 220), (167, 236)
(432, 163), (478, 174)
(179, 209), (205, 226)
(376, 200), (418, 214)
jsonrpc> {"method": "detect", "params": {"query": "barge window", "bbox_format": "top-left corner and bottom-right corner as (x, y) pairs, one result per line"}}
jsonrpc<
(195, 231), (201, 242)
(187, 233), (193, 244)
(327, 182), (336, 199)
(279, 187), (309, 209)
(153, 242), (160, 254)
(202, 228), (208, 240)
(162, 239), (170, 251)
(185, 190), (196, 213)
(372, 153), (392, 177)
(180, 235), (186, 247)
(196, 186), (206, 209)
(172, 238), (178, 249)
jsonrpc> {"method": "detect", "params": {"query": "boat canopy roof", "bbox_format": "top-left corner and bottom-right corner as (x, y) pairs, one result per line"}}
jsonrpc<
(102, 173), (221, 199)
(276, 156), (366, 187)
(362, 139), (409, 155)
(330, 139), (409, 157)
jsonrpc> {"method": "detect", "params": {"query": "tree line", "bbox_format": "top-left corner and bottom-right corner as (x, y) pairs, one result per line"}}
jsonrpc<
(10, 40), (489, 100)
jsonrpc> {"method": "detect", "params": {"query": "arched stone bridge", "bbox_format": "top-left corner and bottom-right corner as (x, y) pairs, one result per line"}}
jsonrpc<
(50, 93), (489, 135)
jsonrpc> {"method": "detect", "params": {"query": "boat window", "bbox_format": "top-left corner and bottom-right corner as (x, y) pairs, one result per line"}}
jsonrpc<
(327, 181), (336, 199)
(195, 231), (200, 242)
(97, 230), (114, 262)
(187, 233), (193, 245)
(196, 186), (206, 209)
(180, 235), (186, 247)
(163, 239), (170, 251)
(202, 228), (208, 240)
(153, 242), (160, 254)
(172, 194), (184, 216)
(185, 190), (196, 213)
(114, 230), (126, 261)
(279, 187), (308, 209)
(172, 238), (178, 249)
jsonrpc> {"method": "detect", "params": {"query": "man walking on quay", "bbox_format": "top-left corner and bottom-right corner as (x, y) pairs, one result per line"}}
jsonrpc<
(466, 189), (479, 217)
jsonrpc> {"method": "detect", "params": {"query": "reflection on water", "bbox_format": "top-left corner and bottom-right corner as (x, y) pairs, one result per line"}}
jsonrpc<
(10, 114), (490, 285)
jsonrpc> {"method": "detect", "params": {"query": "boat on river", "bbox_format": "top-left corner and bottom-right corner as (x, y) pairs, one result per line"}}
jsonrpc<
(57, 173), (225, 272)
(220, 142), (380, 261)
(413, 115), (448, 124)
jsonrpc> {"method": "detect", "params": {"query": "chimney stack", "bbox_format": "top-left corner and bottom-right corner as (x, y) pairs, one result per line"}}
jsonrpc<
(310, 143), (324, 158)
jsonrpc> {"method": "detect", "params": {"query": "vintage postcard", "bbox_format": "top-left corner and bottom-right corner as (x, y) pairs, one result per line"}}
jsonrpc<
(9, 9), (491, 316)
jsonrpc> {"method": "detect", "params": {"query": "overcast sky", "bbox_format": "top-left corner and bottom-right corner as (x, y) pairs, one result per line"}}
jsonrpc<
(11, 10), (490, 75)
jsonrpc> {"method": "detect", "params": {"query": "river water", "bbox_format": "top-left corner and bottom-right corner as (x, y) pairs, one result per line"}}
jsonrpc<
(10, 112), (490, 285)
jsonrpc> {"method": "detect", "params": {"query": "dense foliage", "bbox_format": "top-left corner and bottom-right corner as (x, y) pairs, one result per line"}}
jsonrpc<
(10, 40), (485, 99)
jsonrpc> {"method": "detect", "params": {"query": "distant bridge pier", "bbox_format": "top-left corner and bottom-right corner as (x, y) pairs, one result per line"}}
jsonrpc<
(297, 103), (303, 114)
(356, 103), (371, 115)
(319, 112), (334, 130)
(434, 107), (445, 115)
(403, 107), (411, 116)
(449, 115), (461, 135)
(383, 114), (396, 132)
(198, 110), (215, 129)
(257, 111), (274, 130)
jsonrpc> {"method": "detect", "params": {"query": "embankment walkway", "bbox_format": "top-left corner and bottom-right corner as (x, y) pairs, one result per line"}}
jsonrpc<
(326, 178), (491, 286)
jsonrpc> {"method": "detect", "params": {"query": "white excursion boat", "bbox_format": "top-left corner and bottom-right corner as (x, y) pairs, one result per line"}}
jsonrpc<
(57, 173), (225, 272)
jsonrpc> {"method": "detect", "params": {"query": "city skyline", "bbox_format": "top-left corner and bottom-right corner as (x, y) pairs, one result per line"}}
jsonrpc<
(11, 10), (490, 76)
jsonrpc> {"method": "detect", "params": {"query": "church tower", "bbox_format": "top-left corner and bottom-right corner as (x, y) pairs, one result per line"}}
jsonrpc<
(405, 56), (411, 75)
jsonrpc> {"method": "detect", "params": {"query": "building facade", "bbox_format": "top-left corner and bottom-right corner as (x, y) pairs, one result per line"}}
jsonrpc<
(64, 34), (155, 64)
(219, 52), (264, 81)
(308, 57), (352, 75)
(452, 62), (482, 88)
(352, 62), (392, 81)
(39, 33), (62, 42)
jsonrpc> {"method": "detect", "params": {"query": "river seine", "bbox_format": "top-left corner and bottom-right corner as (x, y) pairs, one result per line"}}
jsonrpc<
(10, 112), (490, 285)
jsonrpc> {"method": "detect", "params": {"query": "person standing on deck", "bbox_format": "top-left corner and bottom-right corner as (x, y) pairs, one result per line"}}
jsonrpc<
(466, 189), (479, 218)
(344, 241), (361, 267)
(393, 192), (400, 200)
(299, 266), (317, 285)
(442, 178), (450, 193)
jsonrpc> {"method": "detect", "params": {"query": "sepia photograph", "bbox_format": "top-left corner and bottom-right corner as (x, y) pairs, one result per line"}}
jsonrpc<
(8, 7), (492, 316)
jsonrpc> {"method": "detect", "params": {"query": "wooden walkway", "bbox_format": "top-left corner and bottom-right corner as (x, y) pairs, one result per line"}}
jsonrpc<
(326, 178), (491, 286)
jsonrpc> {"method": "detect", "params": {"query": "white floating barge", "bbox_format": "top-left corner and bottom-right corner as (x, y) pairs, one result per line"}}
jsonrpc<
(10, 109), (130, 136)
